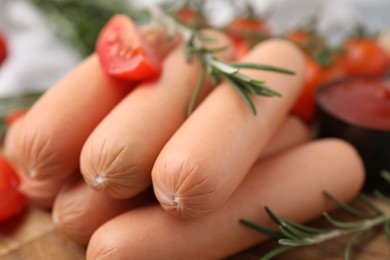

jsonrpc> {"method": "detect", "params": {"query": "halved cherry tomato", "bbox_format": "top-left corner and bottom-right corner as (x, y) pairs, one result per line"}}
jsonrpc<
(226, 18), (272, 59)
(0, 31), (7, 66)
(0, 155), (25, 222)
(341, 38), (390, 76)
(96, 15), (162, 81)
(292, 55), (328, 124)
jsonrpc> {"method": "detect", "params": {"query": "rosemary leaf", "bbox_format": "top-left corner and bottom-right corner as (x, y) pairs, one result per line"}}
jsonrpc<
(343, 230), (366, 260)
(260, 246), (293, 260)
(204, 45), (230, 53)
(265, 206), (285, 226)
(278, 238), (312, 247)
(324, 191), (377, 218)
(323, 213), (364, 229)
(239, 219), (283, 239)
(222, 74), (257, 115)
(279, 225), (306, 240)
(373, 190), (390, 206)
(187, 70), (206, 116)
(358, 193), (383, 215)
(210, 58), (239, 75)
(196, 33), (218, 42)
(228, 62), (295, 75)
(281, 223), (317, 240)
(285, 220), (329, 235)
(384, 220), (390, 241)
(380, 171), (390, 183)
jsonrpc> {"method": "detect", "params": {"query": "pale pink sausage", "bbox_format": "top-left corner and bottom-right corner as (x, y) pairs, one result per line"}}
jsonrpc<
(52, 178), (154, 245)
(4, 26), (178, 182)
(79, 30), (235, 199)
(3, 27), (179, 208)
(260, 115), (312, 159)
(44, 115), (310, 245)
(152, 39), (305, 219)
(87, 139), (365, 260)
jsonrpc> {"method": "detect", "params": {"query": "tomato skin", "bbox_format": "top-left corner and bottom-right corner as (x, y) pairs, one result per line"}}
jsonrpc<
(5, 109), (28, 126)
(226, 18), (271, 59)
(292, 55), (328, 123)
(0, 155), (25, 222)
(341, 38), (390, 76)
(96, 15), (162, 81)
(0, 31), (7, 66)
(176, 8), (197, 25)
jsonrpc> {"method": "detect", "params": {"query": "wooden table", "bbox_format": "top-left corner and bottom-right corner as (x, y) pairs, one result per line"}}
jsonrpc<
(1, 205), (389, 260)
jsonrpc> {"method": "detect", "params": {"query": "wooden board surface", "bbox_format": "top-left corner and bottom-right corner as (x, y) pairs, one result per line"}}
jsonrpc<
(1, 204), (390, 260)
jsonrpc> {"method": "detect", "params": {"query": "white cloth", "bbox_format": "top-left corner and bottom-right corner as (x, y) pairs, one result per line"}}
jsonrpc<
(0, 0), (80, 96)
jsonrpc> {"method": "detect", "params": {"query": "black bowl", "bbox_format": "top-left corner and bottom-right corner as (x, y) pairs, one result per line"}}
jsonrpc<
(315, 76), (390, 192)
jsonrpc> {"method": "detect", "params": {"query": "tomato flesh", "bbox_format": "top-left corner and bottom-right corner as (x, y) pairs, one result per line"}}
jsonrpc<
(0, 155), (25, 222)
(96, 15), (162, 81)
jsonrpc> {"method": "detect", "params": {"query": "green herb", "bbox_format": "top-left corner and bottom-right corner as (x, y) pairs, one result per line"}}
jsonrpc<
(145, 3), (295, 116)
(240, 170), (390, 260)
(30, 0), (149, 57)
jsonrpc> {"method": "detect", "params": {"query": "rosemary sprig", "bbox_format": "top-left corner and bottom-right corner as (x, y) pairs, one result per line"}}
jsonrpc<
(145, 3), (295, 116)
(241, 170), (390, 260)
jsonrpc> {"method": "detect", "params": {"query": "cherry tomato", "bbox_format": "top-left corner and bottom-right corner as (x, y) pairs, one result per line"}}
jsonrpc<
(0, 155), (25, 222)
(287, 30), (311, 45)
(226, 18), (271, 59)
(176, 8), (197, 25)
(0, 31), (7, 66)
(341, 38), (390, 76)
(5, 109), (28, 126)
(292, 55), (328, 123)
(96, 15), (162, 81)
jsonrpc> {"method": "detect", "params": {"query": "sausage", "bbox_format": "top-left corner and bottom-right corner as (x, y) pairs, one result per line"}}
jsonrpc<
(4, 26), (179, 182)
(79, 30), (235, 199)
(87, 139), (365, 260)
(44, 115), (311, 244)
(260, 115), (312, 159)
(151, 39), (305, 219)
(52, 177), (154, 245)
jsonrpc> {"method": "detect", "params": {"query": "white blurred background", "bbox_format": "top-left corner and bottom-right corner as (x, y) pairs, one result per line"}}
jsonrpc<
(0, 0), (389, 96)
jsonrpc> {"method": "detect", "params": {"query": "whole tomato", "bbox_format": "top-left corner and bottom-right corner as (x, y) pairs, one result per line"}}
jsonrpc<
(0, 31), (7, 66)
(0, 155), (25, 222)
(226, 18), (272, 59)
(341, 38), (390, 76)
(292, 55), (329, 123)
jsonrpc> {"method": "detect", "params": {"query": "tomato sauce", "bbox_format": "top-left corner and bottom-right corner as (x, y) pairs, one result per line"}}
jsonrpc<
(317, 77), (390, 131)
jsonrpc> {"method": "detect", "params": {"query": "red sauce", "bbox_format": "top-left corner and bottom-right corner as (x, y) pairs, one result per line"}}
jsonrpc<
(318, 78), (390, 131)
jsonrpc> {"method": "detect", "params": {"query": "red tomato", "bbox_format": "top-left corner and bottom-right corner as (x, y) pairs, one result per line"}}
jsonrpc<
(287, 30), (311, 45)
(176, 8), (197, 25)
(5, 109), (28, 126)
(0, 31), (7, 66)
(96, 15), (162, 81)
(226, 18), (272, 59)
(341, 38), (390, 76)
(0, 155), (25, 222)
(292, 55), (328, 123)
